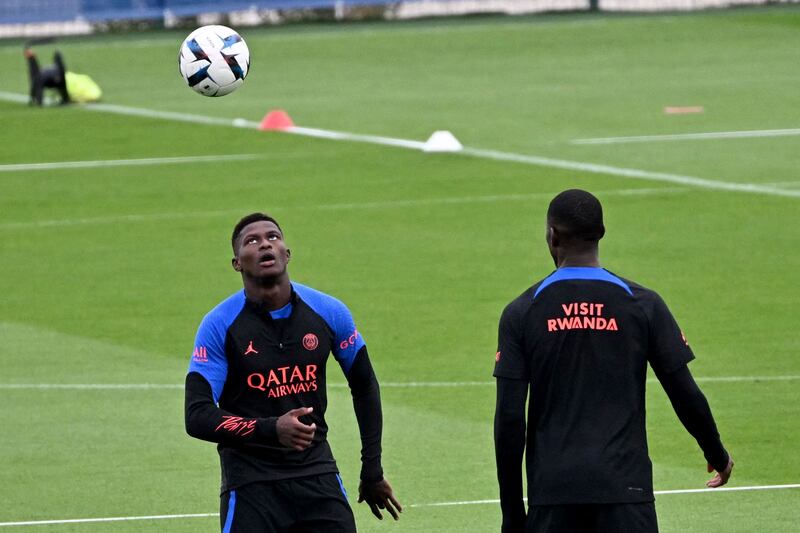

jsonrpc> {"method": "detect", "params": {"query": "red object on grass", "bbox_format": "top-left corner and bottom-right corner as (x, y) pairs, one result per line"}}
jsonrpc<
(259, 110), (295, 130)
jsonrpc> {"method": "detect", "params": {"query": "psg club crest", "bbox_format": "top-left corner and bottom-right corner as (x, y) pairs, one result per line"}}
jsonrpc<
(303, 333), (319, 351)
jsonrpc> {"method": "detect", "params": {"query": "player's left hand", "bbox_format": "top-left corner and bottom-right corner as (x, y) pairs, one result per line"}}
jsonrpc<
(706, 455), (734, 488)
(358, 478), (402, 521)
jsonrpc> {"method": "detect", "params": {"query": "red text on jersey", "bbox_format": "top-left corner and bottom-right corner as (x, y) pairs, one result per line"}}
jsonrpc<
(547, 301), (619, 332)
(247, 364), (318, 398)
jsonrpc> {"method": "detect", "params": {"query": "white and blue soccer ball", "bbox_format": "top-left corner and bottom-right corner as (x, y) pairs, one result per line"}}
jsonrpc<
(178, 25), (250, 97)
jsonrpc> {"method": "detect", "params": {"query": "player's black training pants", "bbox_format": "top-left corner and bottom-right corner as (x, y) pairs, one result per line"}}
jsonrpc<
(528, 502), (658, 533)
(220, 473), (356, 533)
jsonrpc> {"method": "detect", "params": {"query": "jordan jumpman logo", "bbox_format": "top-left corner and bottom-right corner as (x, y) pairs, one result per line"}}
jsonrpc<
(244, 341), (258, 355)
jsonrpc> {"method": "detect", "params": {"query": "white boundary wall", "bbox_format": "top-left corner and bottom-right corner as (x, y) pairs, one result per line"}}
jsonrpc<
(393, 0), (798, 18)
(391, 0), (589, 18)
(1, 1), (798, 38)
(0, 19), (92, 39)
(601, 0), (798, 10)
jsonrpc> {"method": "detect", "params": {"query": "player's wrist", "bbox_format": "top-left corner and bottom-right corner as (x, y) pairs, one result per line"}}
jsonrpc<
(360, 462), (384, 483)
(255, 417), (279, 443)
(705, 446), (729, 473)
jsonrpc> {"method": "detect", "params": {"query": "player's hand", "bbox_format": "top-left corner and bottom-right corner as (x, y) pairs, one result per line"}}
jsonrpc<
(276, 407), (316, 451)
(706, 455), (734, 488)
(358, 478), (402, 521)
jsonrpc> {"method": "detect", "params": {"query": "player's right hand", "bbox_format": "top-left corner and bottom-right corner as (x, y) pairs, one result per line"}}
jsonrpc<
(276, 407), (316, 451)
(706, 455), (734, 488)
(358, 478), (402, 521)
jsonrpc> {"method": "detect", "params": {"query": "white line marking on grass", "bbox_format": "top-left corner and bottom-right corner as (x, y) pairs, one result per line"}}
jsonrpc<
(364, 381), (493, 388)
(0, 187), (686, 230)
(2, 485), (797, 525)
(406, 484), (800, 508)
(288, 126), (426, 150)
(0, 383), (183, 390)
(408, 499), (499, 508)
(1, 375), (798, 391)
(22, 99), (423, 149)
(0, 210), (246, 230)
(572, 128), (800, 145)
(1, 91), (797, 198)
(0, 92), (259, 129)
(0, 91), (28, 104)
(348, 375), (800, 387)
(460, 147), (800, 198)
(693, 375), (800, 383)
(764, 181), (800, 187)
(84, 102), (261, 129)
(654, 484), (800, 495)
(0, 154), (261, 173)
(0, 513), (218, 528)
(313, 187), (686, 211)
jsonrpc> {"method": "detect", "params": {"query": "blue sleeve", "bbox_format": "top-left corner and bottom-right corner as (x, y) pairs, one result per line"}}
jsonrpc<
(330, 301), (366, 374)
(187, 291), (245, 403)
(294, 283), (366, 375)
(188, 315), (228, 403)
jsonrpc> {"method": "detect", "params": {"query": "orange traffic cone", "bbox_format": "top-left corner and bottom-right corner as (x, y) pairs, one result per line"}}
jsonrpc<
(259, 109), (295, 130)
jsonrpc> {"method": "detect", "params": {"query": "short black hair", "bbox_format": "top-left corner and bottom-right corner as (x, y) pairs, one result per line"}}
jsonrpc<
(547, 189), (605, 242)
(231, 212), (283, 252)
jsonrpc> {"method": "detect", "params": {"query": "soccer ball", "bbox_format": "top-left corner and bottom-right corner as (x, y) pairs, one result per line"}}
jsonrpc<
(178, 25), (250, 97)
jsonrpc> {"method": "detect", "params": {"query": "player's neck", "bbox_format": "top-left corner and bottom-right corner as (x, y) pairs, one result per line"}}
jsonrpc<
(243, 275), (292, 310)
(556, 249), (600, 268)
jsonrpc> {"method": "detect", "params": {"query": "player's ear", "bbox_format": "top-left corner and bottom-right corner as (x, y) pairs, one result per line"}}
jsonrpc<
(547, 226), (560, 248)
(232, 256), (242, 272)
(286, 249), (291, 261)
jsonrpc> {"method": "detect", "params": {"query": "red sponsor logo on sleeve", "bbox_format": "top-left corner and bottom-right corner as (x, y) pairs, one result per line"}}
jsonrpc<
(339, 329), (359, 350)
(192, 346), (208, 363)
(215, 416), (256, 437)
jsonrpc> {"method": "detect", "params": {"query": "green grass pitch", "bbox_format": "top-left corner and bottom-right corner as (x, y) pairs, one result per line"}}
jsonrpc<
(1, 5), (799, 532)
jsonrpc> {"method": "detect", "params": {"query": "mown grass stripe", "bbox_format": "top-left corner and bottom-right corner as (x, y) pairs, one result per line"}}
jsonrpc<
(0, 375), (797, 390)
(0, 91), (796, 199)
(1, 484), (797, 526)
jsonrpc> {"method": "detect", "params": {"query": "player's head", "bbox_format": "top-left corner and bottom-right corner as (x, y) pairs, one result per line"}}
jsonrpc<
(231, 213), (283, 252)
(546, 189), (604, 265)
(230, 213), (290, 281)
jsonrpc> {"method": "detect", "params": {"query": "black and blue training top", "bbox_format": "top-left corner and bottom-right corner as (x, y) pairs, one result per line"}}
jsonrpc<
(494, 267), (727, 507)
(185, 282), (383, 492)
